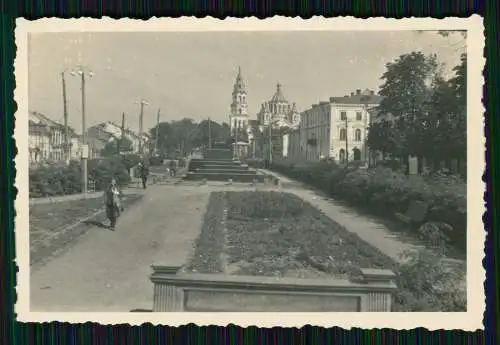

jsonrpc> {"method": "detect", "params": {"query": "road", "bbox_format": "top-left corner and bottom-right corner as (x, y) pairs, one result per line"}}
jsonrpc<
(30, 184), (210, 312)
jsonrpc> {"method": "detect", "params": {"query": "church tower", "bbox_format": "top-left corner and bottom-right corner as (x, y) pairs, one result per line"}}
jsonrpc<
(229, 67), (249, 137)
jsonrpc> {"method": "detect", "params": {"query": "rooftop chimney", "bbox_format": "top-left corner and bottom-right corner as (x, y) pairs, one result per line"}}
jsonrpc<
(329, 97), (336, 102)
(356, 89), (361, 95)
(350, 92), (354, 97)
(370, 90), (375, 96)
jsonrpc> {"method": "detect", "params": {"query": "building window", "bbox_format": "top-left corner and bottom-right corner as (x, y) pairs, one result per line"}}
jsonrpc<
(239, 109), (242, 114)
(356, 112), (362, 121)
(354, 129), (362, 141)
(339, 128), (347, 141)
(340, 111), (347, 121)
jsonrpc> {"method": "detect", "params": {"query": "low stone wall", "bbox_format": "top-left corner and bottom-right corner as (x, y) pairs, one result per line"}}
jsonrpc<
(150, 265), (397, 312)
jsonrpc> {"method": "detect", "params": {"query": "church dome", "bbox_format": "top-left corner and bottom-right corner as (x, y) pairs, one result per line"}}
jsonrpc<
(270, 83), (288, 103)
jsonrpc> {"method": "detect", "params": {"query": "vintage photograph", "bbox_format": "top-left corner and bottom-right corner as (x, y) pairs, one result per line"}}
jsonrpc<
(15, 17), (484, 328)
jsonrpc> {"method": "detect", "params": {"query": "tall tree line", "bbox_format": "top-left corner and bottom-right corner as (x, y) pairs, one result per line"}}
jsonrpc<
(149, 118), (231, 155)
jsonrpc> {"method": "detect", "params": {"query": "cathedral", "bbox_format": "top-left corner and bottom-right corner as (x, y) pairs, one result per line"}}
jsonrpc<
(227, 68), (301, 159)
(256, 83), (301, 129)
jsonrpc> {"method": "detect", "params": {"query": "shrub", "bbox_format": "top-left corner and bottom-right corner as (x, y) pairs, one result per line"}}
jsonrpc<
(30, 156), (132, 198)
(88, 156), (130, 190)
(394, 248), (466, 311)
(121, 153), (141, 170)
(29, 162), (82, 198)
(270, 163), (466, 251)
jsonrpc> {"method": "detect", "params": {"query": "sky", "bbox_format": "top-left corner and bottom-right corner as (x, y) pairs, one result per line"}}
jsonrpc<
(28, 30), (464, 135)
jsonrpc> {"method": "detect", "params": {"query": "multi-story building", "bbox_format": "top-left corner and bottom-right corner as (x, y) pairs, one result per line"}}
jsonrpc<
(256, 82), (300, 129)
(29, 111), (67, 163)
(287, 89), (382, 164)
(28, 119), (51, 164)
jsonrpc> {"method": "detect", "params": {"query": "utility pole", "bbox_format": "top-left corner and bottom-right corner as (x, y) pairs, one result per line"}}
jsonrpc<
(345, 116), (349, 163)
(61, 71), (69, 163)
(118, 112), (125, 155)
(71, 66), (93, 194)
(208, 117), (212, 149)
(268, 121), (273, 165)
(155, 108), (160, 153)
(136, 99), (148, 155)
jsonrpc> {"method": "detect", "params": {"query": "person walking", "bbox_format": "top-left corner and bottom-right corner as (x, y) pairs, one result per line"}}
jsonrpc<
(138, 162), (149, 189)
(103, 177), (123, 230)
(169, 159), (176, 177)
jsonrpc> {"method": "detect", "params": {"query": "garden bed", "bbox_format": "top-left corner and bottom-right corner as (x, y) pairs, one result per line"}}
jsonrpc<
(186, 190), (466, 312)
(30, 193), (143, 267)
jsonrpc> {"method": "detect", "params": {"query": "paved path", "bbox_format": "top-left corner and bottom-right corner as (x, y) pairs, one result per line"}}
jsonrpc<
(258, 169), (463, 264)
(30, 185), (209, 312)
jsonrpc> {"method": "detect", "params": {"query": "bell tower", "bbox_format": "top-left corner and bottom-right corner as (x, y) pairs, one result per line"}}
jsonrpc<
(229, 66), (249, 136)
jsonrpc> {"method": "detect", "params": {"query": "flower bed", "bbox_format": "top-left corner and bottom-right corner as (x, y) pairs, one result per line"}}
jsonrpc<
(271, 162), (467, 253)
(30, 193), (143, 267)
(186, 190), (466, 312)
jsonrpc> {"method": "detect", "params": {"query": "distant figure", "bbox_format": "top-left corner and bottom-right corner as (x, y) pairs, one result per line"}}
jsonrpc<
(103, 177), (123, 230)
(169, 159), (176, 177)
(138, 162), (149, 189)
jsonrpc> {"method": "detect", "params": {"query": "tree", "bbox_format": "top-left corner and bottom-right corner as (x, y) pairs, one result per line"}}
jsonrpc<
(369, 52), (438, 161)
(425, 53), (467, 170)
(100, 137), (133, 157)
(196, 120), (231, 147)
(149, 118), (230, 156)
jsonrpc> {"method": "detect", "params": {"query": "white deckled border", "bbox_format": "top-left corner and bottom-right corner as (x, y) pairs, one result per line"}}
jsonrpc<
(14, 15), (485, 330)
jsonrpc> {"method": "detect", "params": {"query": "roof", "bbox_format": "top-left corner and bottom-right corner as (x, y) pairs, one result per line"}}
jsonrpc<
(270, 83), (288, 103)
(329, 90), (382, 105)
(29, 111), (64, 128)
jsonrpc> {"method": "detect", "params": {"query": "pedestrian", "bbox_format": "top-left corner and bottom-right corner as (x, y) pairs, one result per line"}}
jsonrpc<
(103, 177), (123, 230)
(139, 162), (149, 189)
(169, 159), (176, 177)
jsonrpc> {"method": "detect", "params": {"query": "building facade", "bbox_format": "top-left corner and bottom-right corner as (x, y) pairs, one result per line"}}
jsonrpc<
(256, 83), (300, 129)
(87, 121), (150, 155)
(287, 89), (381, 164)
(28, 121), (51, 163)
(229, 67), (249, 137)
(29, 111), (67, 164)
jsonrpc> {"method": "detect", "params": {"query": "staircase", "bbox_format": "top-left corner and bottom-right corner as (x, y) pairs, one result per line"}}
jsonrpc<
(184, 144), (265, 183)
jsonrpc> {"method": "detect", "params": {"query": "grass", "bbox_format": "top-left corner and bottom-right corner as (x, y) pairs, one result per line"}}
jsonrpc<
(223, 191), (394, 278)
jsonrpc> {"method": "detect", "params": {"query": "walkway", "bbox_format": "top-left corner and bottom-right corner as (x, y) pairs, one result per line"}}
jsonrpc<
(259, 169), (462, 264)
(30, 184), (209, 312)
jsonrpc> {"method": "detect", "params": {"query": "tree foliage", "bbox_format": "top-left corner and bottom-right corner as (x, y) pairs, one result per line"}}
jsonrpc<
(149, 118), (231, 155)
(368, 51), (467, 169)
(100, 137), (133, 157)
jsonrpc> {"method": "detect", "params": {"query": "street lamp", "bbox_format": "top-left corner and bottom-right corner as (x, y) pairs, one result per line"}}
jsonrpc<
(70, 65), (93, 194)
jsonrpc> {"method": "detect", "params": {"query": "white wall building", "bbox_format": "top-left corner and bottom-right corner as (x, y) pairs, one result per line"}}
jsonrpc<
(287, 89), (381, 164)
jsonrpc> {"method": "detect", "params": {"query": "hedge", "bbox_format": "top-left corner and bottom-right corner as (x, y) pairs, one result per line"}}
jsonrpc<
(29, 153), (141, 198)
(271, 161), (467, 252)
